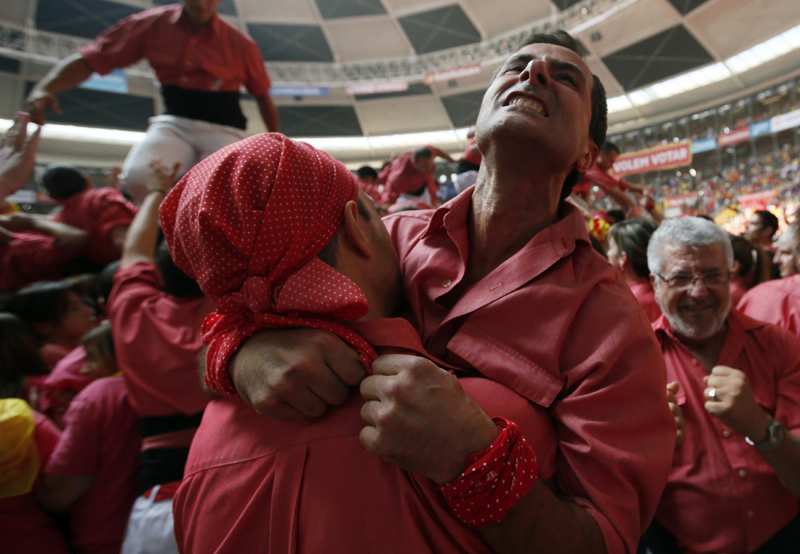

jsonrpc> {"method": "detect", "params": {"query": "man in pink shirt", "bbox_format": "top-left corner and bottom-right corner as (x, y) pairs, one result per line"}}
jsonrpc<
(378, 145), (455, 208)
(738, 222), (800, 338)
(25, 0), (279, 204)
(215, 31), (675, 554)
(41, 164), (137, 268)
(572, 141), (646, 215)
(644, 216), (800, 554)
(109, 160), (214, 553)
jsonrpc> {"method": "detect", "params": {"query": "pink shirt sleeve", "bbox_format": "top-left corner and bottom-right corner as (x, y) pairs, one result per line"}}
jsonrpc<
(242, 39), (270, 96)
(89, 188), (137, 240)
(78, 11), (154, 75)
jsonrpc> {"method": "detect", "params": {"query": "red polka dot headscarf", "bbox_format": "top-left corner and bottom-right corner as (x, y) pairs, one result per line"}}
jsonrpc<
(160, 133), (376, 397)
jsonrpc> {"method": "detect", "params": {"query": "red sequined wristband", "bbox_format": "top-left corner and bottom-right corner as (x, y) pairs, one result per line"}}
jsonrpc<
(437, 417), (538, 526)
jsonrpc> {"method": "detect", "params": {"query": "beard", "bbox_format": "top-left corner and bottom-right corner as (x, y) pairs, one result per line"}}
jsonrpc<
(655, 282), (732, 342)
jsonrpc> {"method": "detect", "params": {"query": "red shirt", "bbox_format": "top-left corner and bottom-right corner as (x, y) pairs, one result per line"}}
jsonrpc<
(653, 309), (800, 553)
(109, 262), (214, 420)
(174, 318), (557, 554)
(730, 276), (749, 306)
(45, 377), (141, 553)
(51, 188), (137, 267)
(0, 232), (76, 291)
(39, 343), (73, 371)
(78, 5), (269, 95)
(378, 149), (437, 206)
(738, 274), (800, 338)
(573, 162), (626, 199)
(462, 136), (482, 166)
(629, 276), (662, 323)
(383, 190), (675, 554)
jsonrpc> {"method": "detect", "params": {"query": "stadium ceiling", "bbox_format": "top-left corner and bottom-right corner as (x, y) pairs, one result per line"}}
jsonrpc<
(1, 0), (799, 165)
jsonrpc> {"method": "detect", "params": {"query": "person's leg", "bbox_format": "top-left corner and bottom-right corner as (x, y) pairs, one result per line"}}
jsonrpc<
(190, 120), (246, 164)
(120, 117), (195, 204)
(121, 487), (180, 554)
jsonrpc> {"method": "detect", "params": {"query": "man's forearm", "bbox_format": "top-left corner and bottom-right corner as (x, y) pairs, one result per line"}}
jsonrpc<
(477, 480), (607, 554)
(255, 94), (280, 133)
(121, 191), (162, 266)
(31, 54), (93, 96)
(30, 218), (89, 254)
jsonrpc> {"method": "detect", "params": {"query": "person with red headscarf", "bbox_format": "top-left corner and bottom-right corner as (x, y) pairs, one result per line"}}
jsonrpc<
(160, 133), (551, 553)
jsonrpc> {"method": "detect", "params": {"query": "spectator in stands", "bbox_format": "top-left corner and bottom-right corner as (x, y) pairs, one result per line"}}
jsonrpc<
(7, 281), (97, 369)
(0, 112), (41, 203)
(162, 133), (552, 553)
(744, 209), (780, 277)
(25, 0), (279, 204)
(607, 218), (662, 322)
(42, 165), (137, 269)
(108, 159), (214, 554)
(0, 212), (89, 292)
(37, 319), (140, 554)
(645, 217), (800, 554)
(739, 222), (800, 337)
(572, 141), (647, 215)
(378, 145), (454, 208)
(215, 30), (675, 554)
(729, 235), (769, 305)
(355, 165), (382, 203)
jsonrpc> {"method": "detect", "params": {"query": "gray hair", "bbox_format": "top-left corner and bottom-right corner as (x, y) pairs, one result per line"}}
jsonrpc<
(775, 221), (800, 255)
(647, 217), (734, 275)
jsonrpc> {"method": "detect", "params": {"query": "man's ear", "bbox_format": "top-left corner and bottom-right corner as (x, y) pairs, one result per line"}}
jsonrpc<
(576, 141), (599, 173)
(618, 251), (629, 272)
(341, 200), (372, 259)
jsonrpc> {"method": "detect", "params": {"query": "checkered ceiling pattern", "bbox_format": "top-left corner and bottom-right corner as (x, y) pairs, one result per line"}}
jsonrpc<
(1, 0), (798, 143)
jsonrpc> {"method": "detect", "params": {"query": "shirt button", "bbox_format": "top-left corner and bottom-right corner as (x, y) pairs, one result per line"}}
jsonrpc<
(181, 76), (188, 82)
(442, 279), (452, 288)
(747, 510), (755, 518)
(692, 358), (699, 365)
(722, 430), (731, 438)
(738, 469), (747, 478)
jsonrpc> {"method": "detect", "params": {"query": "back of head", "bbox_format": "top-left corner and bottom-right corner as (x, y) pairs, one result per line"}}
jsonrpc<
(95, 261), (121, 307)
(155, 240), (204, 298)
(0, 312), (48, 396)
(41, 164), (89, 200)
(6, 281), (73, 334)
(413, 147), (433, 162)
(82, 319), (116, 374)
(609, 218), (657, 279)
(356, 166), (378, 182)
(601, 142), (620, 156)
(647, 217), (733, 276)
(518, 30), (608, 201)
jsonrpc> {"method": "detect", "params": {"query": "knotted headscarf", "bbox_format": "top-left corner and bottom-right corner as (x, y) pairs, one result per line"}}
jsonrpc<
(160, 133), (376, 397)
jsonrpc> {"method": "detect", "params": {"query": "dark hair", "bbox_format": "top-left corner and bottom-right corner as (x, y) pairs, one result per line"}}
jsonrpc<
(0, 312), (48, 396)
(729, 235), (768, 286)
(609, 218), (658, 278)
(6, 281), (76, 338)
(606, 209), (626, 225)
(754, 210), (779, 237)
(317, 196), (372, 268)
(96, 261), (121, 306)
(155, 241), (204, 299)
(516, 30), (608, 201)
(413, 147), (433, 161)
(356, 166), (378, 181)
(41, 164), (89, 200)
(601, 142), (620, 155)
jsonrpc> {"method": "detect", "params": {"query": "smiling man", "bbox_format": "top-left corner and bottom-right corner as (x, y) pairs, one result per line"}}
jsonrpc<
(208, 31), (675, 554)
(646, 217), (800, 554)
(25, 0), (279, 204)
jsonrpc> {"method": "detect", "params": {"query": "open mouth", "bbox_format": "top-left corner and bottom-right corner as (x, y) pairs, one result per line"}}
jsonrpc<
(505, 94), (548, 117)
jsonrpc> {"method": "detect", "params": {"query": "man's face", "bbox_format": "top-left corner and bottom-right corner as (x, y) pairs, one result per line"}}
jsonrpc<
(744, 214), (770, 244)
(475, 42), (596, 172)
(597, 149), (619, 172)
(413, 155), (435, 175)
(653, 243), (731, 344)
(182, 0), (222, 24)
(774, 239), (799, 278)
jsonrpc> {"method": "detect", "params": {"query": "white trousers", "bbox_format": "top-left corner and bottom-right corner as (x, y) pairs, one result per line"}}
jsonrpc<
(121, 115), (246, 204)
(121, 485), (180, 554)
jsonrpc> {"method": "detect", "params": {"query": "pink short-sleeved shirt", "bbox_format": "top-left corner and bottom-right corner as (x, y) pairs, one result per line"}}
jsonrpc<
(383, 189), (675, 554)
(78, 5), (270, 95)
(109, 262), (214, 419)
(573, 162), (626, 199)
(629, 276), (662, 323)
(174, 318), (557, 554)
(377, 150), (437, 206)
(653, 309), (800, 553)
(0, 233), (76, 292)
(45, 376), (140, 552)
(51, 188), (137, 267)
(738, 274), (800, 338)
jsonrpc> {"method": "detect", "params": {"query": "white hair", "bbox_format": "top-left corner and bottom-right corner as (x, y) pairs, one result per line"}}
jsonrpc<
(647, 217), (734, 276)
